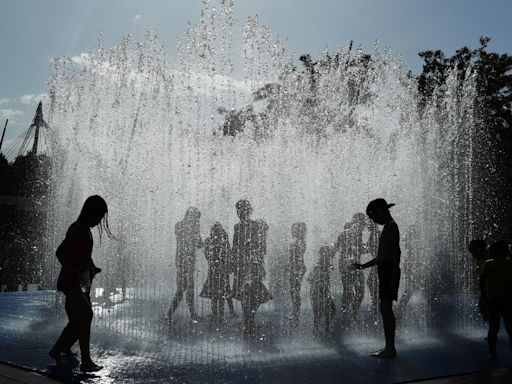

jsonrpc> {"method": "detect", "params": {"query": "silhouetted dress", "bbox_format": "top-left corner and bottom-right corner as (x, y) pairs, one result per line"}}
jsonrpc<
(200, 232), (232, 300)
(232, 219), (271, 305)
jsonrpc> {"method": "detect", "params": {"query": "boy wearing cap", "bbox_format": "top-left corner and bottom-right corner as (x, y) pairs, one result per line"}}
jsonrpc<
(352, 198), (400, 358)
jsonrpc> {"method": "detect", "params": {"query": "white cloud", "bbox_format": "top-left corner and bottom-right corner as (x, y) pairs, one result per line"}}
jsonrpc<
(132, 14), (142, 23)
(20, 93), (47, 105)
(20, 95), (35, 104)
(70, 52), (90, 65)
(0, 109), (24, 121)
(0, 98), (11, 105)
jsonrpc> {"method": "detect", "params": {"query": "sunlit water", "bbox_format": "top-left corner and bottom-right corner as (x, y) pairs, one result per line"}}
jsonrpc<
(41, 0), (479, 367)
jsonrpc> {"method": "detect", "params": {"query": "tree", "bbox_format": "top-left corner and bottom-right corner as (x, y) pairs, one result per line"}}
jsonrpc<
(219, 43), (374, 139)
(418, 37), (512, 240)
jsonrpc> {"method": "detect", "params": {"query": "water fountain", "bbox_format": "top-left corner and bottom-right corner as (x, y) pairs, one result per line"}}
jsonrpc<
(40, 0), (479, 374)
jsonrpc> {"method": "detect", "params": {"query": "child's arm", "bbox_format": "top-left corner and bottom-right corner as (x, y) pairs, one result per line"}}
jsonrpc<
(352, 258), (379, 270)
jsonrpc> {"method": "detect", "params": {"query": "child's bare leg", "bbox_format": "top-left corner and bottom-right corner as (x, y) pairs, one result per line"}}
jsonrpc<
(211, 298), (218, 319)
(373, 299), (396, 358)
(218, 298), (225, 322)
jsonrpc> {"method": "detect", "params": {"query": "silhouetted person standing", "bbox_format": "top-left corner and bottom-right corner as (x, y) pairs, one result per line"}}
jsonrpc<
(335, 213), (365, 321)
(168, 207), (203, 322)
(200, 222), (235, 322)
(365, 219), (380, 316)
(335, 222), (353, 317)
(469, 239), (489, 322)
(469, 239), (489, 273)
(308, 246), (335, 336)
(479, 241), (512, 360)
(353, 199), (400, 358)
(288, 222), (307, 326)
(398, 224), (424, 315)
(232, 200), (271, 339)
(49, 195), (114, 372)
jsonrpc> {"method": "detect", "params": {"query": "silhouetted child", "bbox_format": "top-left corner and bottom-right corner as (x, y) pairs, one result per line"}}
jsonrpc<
(335, 222), (353, 317)
(335, 213), (365, 321)
(50, 195), (114, 372)
(353, 198), (400, 358)
(479, 240), (512, 360)
(469, 239), (489, 322)
(308, 246), (335, 336)
(469, 239), (489, 271)
(365, 219), (380, 316)
(232, 200), (272, 339)
(168, 207), (203, 322)
(200, 222), (235, 322)
(398, 224), (425, 315)
(289, 222), (307, 326)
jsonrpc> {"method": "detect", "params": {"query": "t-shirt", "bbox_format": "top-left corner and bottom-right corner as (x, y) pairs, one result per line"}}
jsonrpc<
(377, 221), (401, 283)
(56, 221), (94, 292)
(480, 257), (512, 299)
(377, 221), (401, 265)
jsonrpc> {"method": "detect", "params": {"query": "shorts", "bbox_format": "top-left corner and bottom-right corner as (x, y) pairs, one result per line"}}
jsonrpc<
(378, 267), (400, 301)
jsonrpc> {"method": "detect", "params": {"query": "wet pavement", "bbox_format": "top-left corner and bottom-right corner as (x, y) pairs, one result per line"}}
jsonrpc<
(1, 291), (511, 383)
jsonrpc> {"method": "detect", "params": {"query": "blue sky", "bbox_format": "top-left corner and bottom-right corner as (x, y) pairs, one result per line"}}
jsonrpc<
(1, 0), (511, 152)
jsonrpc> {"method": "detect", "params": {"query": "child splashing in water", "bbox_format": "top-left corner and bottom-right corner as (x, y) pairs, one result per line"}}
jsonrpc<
(308, 246), (335, 337)
(289, 222), (307, 326)
(50, 195), (114, 372)
(200, 222), (236, 323)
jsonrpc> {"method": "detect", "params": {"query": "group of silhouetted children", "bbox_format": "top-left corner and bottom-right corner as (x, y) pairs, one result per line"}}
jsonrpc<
(50, 196), (404, 371)
(51, 194), (512, 372)
(167, 200), (272, 340)
(164, 198), (402, 358)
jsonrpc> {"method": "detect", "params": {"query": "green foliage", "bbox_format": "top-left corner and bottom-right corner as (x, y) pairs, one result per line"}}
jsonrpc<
(418, 37), (512, 135)
(0, 153), (50, 197)
(219, 43), (374, 139)
(418, 36), (512, 240)
(0, 153), (50, 289)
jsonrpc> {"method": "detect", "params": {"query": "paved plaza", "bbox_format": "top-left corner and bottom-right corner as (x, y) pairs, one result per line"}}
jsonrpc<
(1, 291), (512, 383)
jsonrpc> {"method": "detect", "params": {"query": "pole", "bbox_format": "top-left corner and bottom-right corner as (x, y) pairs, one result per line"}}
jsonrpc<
(0, 119), (8, 152)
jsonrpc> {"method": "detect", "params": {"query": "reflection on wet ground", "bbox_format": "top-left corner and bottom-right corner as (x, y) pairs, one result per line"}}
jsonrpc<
(1, 291), (511, 383)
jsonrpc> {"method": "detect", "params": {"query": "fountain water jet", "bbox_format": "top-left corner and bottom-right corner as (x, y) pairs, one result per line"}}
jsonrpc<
(43, 0), (479, 367)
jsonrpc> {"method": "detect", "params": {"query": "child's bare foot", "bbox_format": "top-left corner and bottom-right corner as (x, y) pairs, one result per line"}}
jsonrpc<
(371, 348), (397, 358)
(80, 360), (103, 372)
